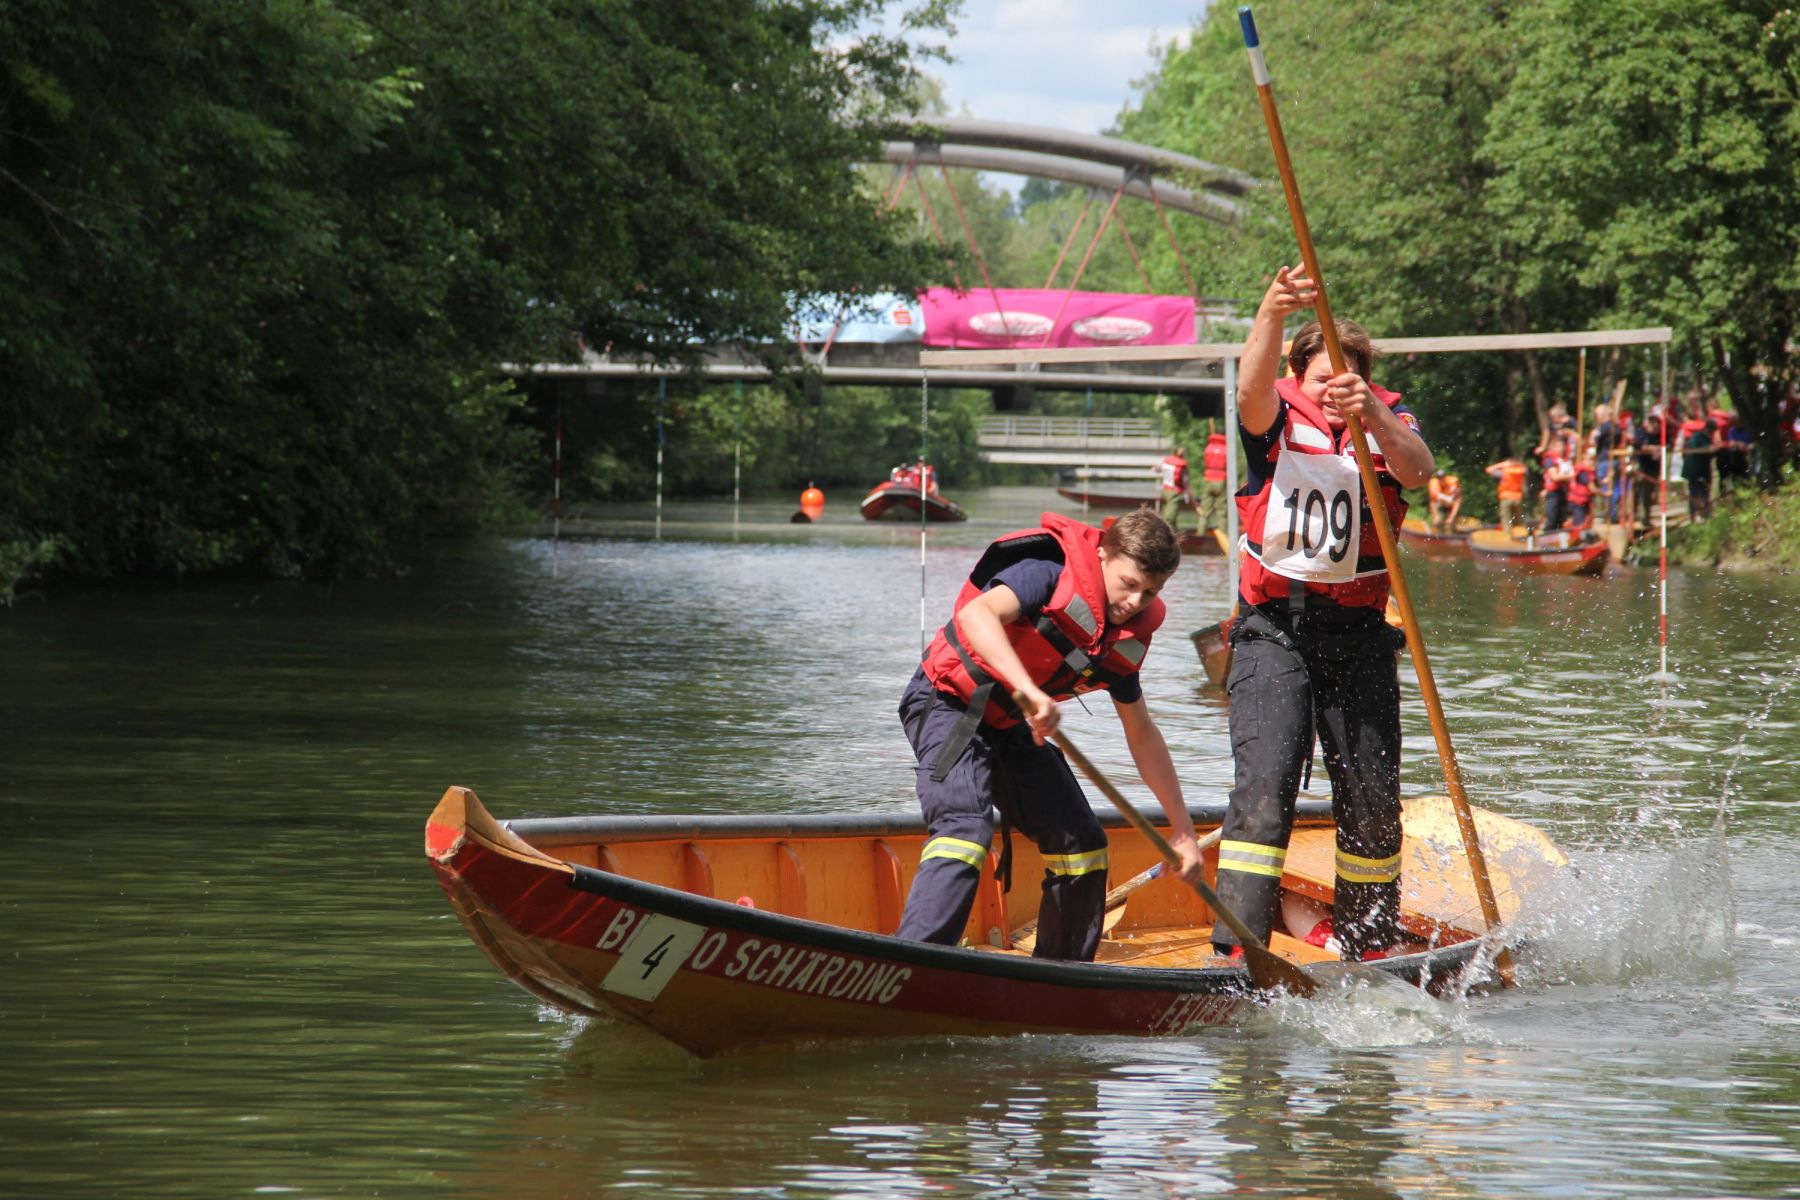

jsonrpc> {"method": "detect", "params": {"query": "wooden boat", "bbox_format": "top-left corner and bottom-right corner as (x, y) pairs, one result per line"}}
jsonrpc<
(1055, 485), (1160, 510)
(1191, 597), (1405, 691)
(426, 786), (1563, 1056)
(858, 480), (967, 522)
(1468, 527), (1610, 576)
(1101, 514), (1224, 557)
(1191, 613), (1236, 689)
(1399, 515), (1479, 557)
(1177, 527), (1229, 557)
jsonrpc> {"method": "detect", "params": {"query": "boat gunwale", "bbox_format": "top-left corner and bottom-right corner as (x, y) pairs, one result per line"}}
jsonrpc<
(545, 845), (1476, 995)
(507, 799), (1334, 847)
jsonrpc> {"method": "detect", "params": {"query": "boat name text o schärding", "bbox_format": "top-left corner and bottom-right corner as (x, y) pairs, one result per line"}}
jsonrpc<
(597, 906), (912, 1005)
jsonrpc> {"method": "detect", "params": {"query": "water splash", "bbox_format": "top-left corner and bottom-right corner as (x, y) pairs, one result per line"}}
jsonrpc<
(1239, 968), (1477, 1048)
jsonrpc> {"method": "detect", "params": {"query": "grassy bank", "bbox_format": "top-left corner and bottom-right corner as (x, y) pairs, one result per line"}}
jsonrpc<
(1664, 475), (1800, 572)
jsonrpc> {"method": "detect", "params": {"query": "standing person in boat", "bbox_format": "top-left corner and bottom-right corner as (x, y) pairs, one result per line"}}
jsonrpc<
(896, 507), (1206, 961)
(1426, 469), (1462, 533)
(1588, 403), (1619, 523)
(1485, 451), (1527, 534)
(1210, 263), (1433, 963)
(1539, 441), (1572, 531)
(1566, 451), (1597, 531)
(1158, 444), (1191, 530)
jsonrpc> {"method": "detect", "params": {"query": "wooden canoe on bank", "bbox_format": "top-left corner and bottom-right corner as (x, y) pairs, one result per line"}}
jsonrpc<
(426, 786), (1564, 1056)
(858, 480), (968, 522)
(1399, 515), (1479, 557)
(1468, 528), (1610, 576)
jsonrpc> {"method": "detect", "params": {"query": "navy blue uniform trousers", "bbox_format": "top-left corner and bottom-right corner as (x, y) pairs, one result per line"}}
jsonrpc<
(1212, 604), (1404, 959)
(893, 670), (1110, 961)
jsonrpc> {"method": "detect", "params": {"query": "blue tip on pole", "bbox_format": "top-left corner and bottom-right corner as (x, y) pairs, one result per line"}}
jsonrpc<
(1238, 6), (1259, 48)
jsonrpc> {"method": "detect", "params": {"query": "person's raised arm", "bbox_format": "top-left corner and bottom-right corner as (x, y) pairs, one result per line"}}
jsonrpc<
(1333, 376), (1435, 488)
(954, 586), (1059, 744)
(1113, 697), (1204, 886)
(1238, 265), (1316, 437)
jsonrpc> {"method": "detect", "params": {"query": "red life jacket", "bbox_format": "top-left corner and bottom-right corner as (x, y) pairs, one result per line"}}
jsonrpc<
(1541, 452), (1568, 494)
(1202, 433), (1228, 483)
(920, 512), (1163, 729)
(1159, 453), (1189, 493)
(1236, 377), (1409, 611)
(1567, 467), (1594, 507)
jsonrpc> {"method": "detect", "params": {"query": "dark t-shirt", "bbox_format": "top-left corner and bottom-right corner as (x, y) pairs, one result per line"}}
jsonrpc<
(984, 554), (1143, 705)
(1594, 422), (1619, 458)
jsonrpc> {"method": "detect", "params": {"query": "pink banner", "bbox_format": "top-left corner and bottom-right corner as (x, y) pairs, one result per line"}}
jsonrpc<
(919, 288), (1195, 349)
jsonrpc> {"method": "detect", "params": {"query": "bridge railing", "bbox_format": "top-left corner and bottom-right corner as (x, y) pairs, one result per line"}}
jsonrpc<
(977, 415), (1166, 449)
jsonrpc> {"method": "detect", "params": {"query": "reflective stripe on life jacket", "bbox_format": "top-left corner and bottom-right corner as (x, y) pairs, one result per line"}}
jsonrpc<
(920, 511), (1163, 729)
(1235, 378), (1410, 611)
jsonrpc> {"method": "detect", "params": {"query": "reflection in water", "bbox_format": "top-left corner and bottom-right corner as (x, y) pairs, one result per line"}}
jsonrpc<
(3, 489), (1799, 1199)
(461, 1030), (1429, 1199)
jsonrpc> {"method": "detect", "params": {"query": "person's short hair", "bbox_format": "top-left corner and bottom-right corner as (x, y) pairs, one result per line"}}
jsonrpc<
(1102, 508), (1180, 577)
(1288, 319), (1376, 380)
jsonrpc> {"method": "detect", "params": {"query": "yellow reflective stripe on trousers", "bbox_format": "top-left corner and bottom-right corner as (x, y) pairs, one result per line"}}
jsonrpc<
(1216, 839), (1287, 879)
(920, 836), (988, 869)
(1335, 847), (1402, 884)
(1042, 848), (1109, 876)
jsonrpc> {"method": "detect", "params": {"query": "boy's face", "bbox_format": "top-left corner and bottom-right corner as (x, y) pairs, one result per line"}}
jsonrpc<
(1096, 548), (1170, 626)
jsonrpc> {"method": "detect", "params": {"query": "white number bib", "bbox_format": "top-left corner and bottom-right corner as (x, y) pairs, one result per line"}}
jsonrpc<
(1260, 437), (1362, 583)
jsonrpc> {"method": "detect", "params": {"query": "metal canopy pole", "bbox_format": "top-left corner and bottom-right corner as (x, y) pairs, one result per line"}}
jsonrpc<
(732, 382), (743, 542)
(655, 378), (666, 542)
(1225, 356), (1240, 603)
(920, 375), (930, 653)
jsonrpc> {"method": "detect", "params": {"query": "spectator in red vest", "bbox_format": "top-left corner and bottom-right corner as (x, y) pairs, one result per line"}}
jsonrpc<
(1157, 445), (1191, 529)
(1197, 431), (1229, 532)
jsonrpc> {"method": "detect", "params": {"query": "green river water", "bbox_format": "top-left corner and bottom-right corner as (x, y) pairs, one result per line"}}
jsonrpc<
(3, 486), (1796, 1199)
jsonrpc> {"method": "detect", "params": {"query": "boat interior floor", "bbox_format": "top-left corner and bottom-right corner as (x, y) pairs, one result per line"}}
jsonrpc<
(971, 925), (1342, 970)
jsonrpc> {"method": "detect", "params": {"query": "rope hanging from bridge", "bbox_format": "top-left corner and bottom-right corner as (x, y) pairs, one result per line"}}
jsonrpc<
(936, 161), (1015, 341)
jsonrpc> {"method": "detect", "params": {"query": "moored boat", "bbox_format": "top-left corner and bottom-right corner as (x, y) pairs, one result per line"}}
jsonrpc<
(1468, 528), (1610, 576)
(859, 479), (967, 522)
(1399, 515), (1478, 557)
(1055, 485), (1161, 510)
(1178, 527), (1229, 557)
(426, 786), (1563, 1056)
(1101, 513), (1223, 557)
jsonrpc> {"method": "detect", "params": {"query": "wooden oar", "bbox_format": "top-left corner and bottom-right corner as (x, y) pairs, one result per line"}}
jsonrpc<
(1016, 693), (1318, 998)
(1237, 6), (1512, 982)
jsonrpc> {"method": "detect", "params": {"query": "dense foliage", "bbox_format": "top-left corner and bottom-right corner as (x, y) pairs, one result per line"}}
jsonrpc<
(1, 0), (949, 595)
(1107, 0), (1800, 487)
(9, 0), (1799, 596)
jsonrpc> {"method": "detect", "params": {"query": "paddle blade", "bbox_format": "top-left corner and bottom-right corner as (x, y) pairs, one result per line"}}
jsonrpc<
(1242, 934), (1320, 998)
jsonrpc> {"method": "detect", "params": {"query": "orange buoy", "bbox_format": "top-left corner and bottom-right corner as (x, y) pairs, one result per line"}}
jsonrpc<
(800, 486), (824, 510)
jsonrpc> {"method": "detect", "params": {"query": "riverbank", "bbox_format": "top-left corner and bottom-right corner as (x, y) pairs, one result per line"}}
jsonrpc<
(1662, 480), (1800, 572)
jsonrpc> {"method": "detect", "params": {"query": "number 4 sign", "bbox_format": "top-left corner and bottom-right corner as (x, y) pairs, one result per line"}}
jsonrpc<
(600, 914), (706, 1001)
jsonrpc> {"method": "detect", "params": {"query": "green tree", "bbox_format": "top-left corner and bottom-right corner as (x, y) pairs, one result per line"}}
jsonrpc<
(0, 0), (952, 597)
(1481, 0), (1800, 485)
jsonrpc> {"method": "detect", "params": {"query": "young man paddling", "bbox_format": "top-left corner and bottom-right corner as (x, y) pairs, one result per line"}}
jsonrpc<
(896, 509), (1206, 962)
(1212, 264), (1433, 963)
